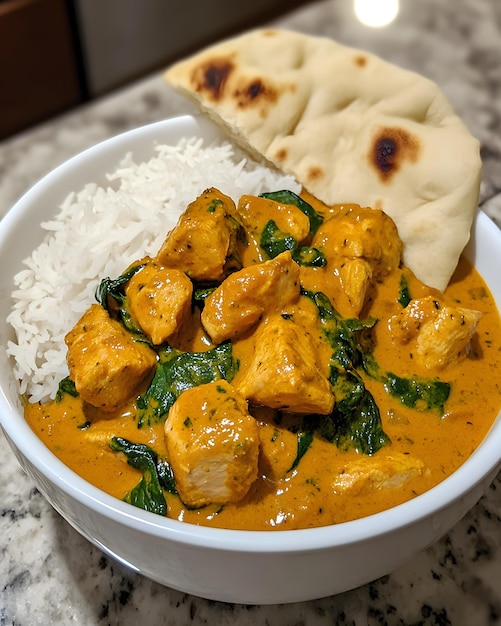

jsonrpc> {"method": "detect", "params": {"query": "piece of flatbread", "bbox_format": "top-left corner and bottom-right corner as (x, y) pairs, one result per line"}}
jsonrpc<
(164, 29), (481, 291)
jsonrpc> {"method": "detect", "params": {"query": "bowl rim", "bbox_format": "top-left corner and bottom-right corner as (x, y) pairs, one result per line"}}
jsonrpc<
(1, 114), (500, 554)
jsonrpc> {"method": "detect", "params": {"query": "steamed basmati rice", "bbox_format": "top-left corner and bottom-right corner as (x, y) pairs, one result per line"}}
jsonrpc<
(7, 137), (300, 403)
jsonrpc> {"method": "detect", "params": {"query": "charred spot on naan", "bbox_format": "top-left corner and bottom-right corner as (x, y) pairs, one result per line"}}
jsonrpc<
(190, 57), (235, 101)
(369, 127), (421, 182)
(274, 147), (288, 163)
(233, 78), (280, 114)
(306, 165), (324, 184)
(190, 57), (286, 117)
(354, 54), (368, 67)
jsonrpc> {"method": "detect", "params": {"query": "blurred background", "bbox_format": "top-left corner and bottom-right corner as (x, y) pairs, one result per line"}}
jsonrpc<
(0, 0), (313, 140)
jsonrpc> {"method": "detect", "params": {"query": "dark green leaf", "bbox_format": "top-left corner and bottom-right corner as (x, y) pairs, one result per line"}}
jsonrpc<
(362, 353), (451, 415)
(193, 285), (217, 305)
(136, 361), (177, 427)
(55, 376), (78, 402)
(95, 263), (146, 310)
(207, 198), (224, 213)
(157, 460), (178, 494)
(398, 274), (412, 308)
(384, 373), (451, 413)
(301, 288), (389, 455)
(260, 190), (324, 235)
(260, 220), (296, 259)
(288, 429), (313, 472)
(301, 288), (376, 369)
(110, 436), (158, 471)
(118, 301), (146, 335)
(137, 342), (239, 427)
(315, 385), (390, 455)
(125, 470), (166, 515)
(292, 246), (327, 267)
(109, 437), (167, 515)
(301, 288), (335, 320)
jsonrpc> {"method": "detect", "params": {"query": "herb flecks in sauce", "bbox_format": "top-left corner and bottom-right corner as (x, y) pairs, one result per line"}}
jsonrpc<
(24, 188), (501, 530)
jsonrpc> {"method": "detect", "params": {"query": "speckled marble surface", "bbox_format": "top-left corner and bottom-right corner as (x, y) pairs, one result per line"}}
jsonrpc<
(1, 0), (501, 624)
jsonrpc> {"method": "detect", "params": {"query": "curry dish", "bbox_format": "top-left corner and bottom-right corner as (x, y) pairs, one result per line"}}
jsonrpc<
(25, 188), (501, 530)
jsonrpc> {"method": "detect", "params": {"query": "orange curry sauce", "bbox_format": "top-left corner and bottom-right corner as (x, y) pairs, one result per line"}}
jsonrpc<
(25, 191), (501, 530)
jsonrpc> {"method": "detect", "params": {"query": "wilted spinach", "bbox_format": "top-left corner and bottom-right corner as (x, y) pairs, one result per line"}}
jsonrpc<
(362, 355), (451, 414)
(292, 246), (327, 268)
(260, 220), (296, 258)
(297, 288), (389, 456)
(398, 274), (412, 308)
(95, 264), (146, 310)
(95, 263), (147, 335)
(136, 342), (239, 427)
(259, 220), (327, 268)
(288, 429), (314, 472)
(110, 436), (177, 516)
(260, 190), (324, 235)
(55, 376), (78, 402)
(315, 371), (389, 455)
(384, 372), (450, 413)
(193, 284), (217, 306)
(303, 287), (451, 417)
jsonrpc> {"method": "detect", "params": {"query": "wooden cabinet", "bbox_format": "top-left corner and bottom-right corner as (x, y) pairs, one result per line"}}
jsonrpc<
(0, 0), (310, 140)
(0, 0), (83, 140)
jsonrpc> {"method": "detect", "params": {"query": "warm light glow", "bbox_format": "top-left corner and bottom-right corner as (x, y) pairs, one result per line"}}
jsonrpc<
(354, 0), (400, 28)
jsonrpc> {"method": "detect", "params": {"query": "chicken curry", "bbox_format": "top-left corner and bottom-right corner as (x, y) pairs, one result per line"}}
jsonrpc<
(25, 188), (501, 530)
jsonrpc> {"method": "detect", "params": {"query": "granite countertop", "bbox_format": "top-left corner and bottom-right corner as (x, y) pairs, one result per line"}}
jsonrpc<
(1, 0), (501, 624)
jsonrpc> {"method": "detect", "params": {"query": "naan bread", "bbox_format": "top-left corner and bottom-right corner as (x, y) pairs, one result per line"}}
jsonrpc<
(164, 29), (481, 290)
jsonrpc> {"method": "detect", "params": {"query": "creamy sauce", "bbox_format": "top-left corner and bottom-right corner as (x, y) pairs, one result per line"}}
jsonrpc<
(25, 191), (501, 530)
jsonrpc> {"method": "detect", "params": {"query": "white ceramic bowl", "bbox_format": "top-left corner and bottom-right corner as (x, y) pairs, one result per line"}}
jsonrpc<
(0, 115), (500, 605)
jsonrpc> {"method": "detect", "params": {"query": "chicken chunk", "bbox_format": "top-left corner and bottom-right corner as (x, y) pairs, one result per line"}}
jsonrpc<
(156, 187), (242, 281)
(235, 315), (334, 415)
(332, 452), (427, 495)
(164, 380), (259, 508)
(65, 304), (157, 412)
(201, 250), (301, 344)
(389, 295), (482, 369)
(336, 258), (373, 316)
(125, 260), (193, 345)
(311, 205), (403, 315)
(312, 204), (402, 276)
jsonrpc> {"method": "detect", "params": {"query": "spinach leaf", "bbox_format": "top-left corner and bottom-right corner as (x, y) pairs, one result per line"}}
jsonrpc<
(362, 354), (451, 414)
(95, 264), (149, 336)
(301, 288), (389, 455)
(109, 436), (175, 515)
(398, 274), (412, 308)
(384, 372), (451, 413)
(157, 460), (178, 494)
(288, 429), (314, 472)
(303, 288), (451, 416)
(55, 376), (78, 402)
(207, 198), (224, 213)
(260, 190), (324, 235)
(260, 220), (296, 259)
(318, 371), (390, 455)
(137, 362), (177, 427)
(292, 246), (327, 268)
(260, 222), (327, 268)
(193, 285), (217, 306)
(95, 264), (146, 310)
(137, 342), (239, 427)
(302, 289), (376, 369)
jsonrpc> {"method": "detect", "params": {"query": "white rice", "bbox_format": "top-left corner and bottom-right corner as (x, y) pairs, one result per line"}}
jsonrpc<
(7, 137), (300, 403)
